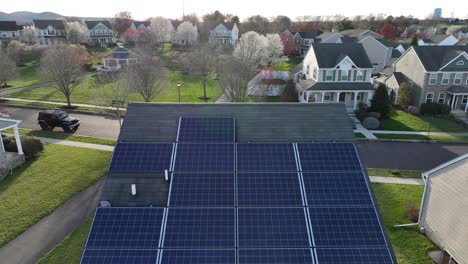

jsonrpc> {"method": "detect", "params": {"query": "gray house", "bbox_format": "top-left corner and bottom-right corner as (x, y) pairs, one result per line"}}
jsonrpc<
(359, 36), (401, 73)
(386, 45), (468, 112)
(0, 21), (20, 45)
(33, 19), (66, 46)
(294, 29), (323, 56)
(209, 22), (239, 47)
(419, 153), (468, 264)
(85, 21), (115, 46)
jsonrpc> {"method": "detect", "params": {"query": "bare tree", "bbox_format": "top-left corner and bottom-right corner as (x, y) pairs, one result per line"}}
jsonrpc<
(40, 45), (87, 107)
(219, 56), (255, 102)
(0, 50), (16, 87)
(186, 45), (213, 102)
(129, 48), (167, 102)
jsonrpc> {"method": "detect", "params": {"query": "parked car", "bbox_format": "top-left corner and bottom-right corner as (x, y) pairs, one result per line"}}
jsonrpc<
(37, 110), (80, 133)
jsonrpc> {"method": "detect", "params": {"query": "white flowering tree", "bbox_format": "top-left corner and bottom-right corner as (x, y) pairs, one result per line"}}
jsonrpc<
(21, 25), (36, 43)
(233, 31), (268, 66)
(65, 21), (89, 44)
(149, 17), (174, 46)
(175, 22), (198, 47)
(265, 34), (284, 64)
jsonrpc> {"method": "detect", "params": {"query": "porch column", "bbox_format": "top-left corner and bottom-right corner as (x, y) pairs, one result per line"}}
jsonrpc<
(451, 95), (457, 110)
(465, 99), (468, 112)
(321, 92), (325, 103)
(336, 92), (341, 102)
(353, 92), (358, 110)
(0, 132), (4, 152)
(367, 91), (374, 105)
(13, 126), (24, 155)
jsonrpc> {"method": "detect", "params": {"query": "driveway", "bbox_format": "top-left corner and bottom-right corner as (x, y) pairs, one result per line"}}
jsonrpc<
(0, 105), (120, 139)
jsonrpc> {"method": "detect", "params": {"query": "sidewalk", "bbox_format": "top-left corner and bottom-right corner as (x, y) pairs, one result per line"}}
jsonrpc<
(2, 97), (121, 111)
(369, 130), (468, 137)
(0, 82), (54, 96)
(39, 137), (114, 151)
(369, 176), (424, 185)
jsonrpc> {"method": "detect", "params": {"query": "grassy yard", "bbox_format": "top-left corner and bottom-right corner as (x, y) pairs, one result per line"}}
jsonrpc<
(273, 56), (302, 71)
(0, 144), (111, 246)
(4, 100), (121, 114)
(367, 168), (423, 178)
(38, 217), (93, 264)
(381, 110), (468, 133)
(373, 183), (437, 264)
(5, 65), (42, 89)
(355, 132), (366, 138)
(375, 133), (468, 142)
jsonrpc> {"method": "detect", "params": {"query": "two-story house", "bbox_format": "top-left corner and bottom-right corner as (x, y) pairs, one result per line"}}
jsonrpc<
(295, 29), (323, 56)
(131, 21), (151, 32)
(85, 21), (115, 46)
(208, 22), (238, 47)
(33, 19), (66, 46)
(296, 43), (375, 110)
(402, 34), (459, 46)
(0, 21), (20, 45)
(386, 45), (468, 112)
(359, 36), (401, 73)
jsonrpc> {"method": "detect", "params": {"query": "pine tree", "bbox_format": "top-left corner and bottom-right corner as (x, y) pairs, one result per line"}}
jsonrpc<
(409, 35), (418, 46)
(370, 84), (391, 117)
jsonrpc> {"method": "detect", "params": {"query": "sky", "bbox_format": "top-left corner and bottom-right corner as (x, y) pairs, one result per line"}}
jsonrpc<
(2, 0), (467, 20)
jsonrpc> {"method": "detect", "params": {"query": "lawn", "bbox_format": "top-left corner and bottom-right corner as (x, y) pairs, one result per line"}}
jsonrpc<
(367, 168), (423, 178)
(355, 132), (366, 138)
(373, 183), (437, 264)
(4, 100), (121, 114)
(0, 144), (111, 246)
(375, 133), (468, 142)
(381, 109), (468, 133)
(5, 65), (42, 89)
(38, 217), (93, 264)
(273, 56), (302, 71)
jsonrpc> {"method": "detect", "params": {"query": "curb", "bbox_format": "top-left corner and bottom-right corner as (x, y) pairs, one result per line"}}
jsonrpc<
(356, 138), (468, 144)
(1, 102), (125, 118)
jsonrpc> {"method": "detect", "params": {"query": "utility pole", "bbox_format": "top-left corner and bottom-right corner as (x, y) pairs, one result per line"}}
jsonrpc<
(182, 0), (185, 20)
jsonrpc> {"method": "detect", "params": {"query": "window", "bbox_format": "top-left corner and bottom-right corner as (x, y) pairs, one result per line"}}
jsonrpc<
(463, 95), (468, 104)
(454, 73), (463, 84)
(341, 70), (348, 81)
(426, 93), (434, 103)
(303, 39), (310, 45)
(306, 65), (310, 76)
(456, 60), (465, 66)
(356, 70), (364, 81)
(326, 70), (333, 81)
(312, 68), (317, 80)
(429, 73), (438, 85)
(438, 93), (446, 104)
(441, 73), (450, 85)
(356, 93), (364, 101)
(324, 93), (334, 101)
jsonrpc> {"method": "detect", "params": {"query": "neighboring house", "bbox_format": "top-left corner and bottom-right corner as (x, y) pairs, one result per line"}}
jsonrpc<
(208, 22), (238, 46)
(295, 29), (323, 56)
(102, 47), (140, 71)
(403, 34), (459, 46)
(315, 32), (343, 44)
(85, 21), (115, 46)
(359, 36), (400, 73)
(388, 45), (468, 112)
(419, 153), (468, 264)
(453, 27), (468, 39)
(33, 19), (66, 46)
(340, 29), (383, 41)
(456, 38), (468, 46)
(296, 43), (375, 110)
(0, 21), (20, 45)
(401, 25), (423, 38)
(384, 72), (409, 104)
(131, 21), (151, 32)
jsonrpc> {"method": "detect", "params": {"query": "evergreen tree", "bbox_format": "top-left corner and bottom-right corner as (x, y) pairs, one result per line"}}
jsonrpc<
(397, 82), (412, 109)
(370, 84), (391, 117)
(409, 35), (418, 46)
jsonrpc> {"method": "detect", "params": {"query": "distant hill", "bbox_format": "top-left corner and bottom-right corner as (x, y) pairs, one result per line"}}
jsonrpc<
(0, 11), (63, 24)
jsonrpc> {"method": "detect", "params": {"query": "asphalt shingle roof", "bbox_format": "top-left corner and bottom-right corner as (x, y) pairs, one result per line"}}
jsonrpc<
(412, 45), (468, 71)
(211, 22), (235, 31)
(447, 86), (468, 94)
(134, 21), (150, 28)
(85, 20), (112, 30)
(298, 29), (323, 39)
(297, 79), (375, 91)
(0, 21), (18, 31)
(312, 43), (373, 68)
(33, 19), (65, 30)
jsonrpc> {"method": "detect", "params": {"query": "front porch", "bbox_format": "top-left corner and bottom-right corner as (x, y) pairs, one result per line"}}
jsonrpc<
(447, 93), (468, 113)
(1, 118), (24, 180)
(299, 90), (374, 110)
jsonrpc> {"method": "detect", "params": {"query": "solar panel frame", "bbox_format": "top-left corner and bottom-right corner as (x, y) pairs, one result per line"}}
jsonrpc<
(81, 249), (159, 264)
(238, 248), (315, 264)
(108, 143), (174, 173)
(159, 249), (236, 264)
(296, 142), (363, 172)
(236, 143), (298, 172)
(177, 117), (235, 143)
(173, 143), (235, 172)
(315, 247), (395, 264)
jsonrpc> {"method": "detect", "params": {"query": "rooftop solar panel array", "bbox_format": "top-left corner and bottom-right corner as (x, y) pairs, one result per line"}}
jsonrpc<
(82, 117), (395, 263)
(108, 143), (174, 173)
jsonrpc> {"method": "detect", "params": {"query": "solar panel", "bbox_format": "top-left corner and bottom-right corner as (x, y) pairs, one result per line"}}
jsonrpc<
(302, 172), (373, 206)
(315, 248), (394, 264)
(297, 142), (362, 172)
(237, 208), (311, 248)
(159, 249), (236, 264)
(81, 249), (159, 264)
(85, 208), (165, 249)
(169, 173), (235, 207)
(238, 249), (315, 264)
(174, 143), (234, 172)
(237, 143), (297, 172)
(177, 118), (234, 142)
(308, 207), (387, 247)
(108, 143), (174, 173)
(237, 172), (304, 207)
(163, 208), (235, 248)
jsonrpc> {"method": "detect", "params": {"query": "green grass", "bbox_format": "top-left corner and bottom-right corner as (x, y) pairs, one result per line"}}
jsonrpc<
(355, 132), (366, 138)
(0, 144), (111, 246)
(367, 168), (423, 178)
(373, 183), (437, 264)
(381, 109), (468, 133)
(4, 100), (121, 114)
(375, 133), (468, 141)
(273, 57), (301, 71)
(5, 65), (42, 89)
(38, 217), (93, 264)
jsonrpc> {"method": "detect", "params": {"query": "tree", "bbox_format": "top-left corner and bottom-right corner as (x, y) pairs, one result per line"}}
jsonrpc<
(279, 31), (297, 55)
(21, 25), (35, 44)
(219, 56), (255, 102)
(149, 17), (174, 46)
(200, 11), (226, 41)
(175, 22), (198, 47)
(379, 23), (397, 40)
(186, 45), (213, 102)
(0, 50), (16, 87)
(265, 34), (284, 63)
(370, 84), (391, 117)
(40, 45), (88, 107)
(233, 31), (268, 67)
(242, 15), (270, 34)
(128, 48), (167, 102)
(113, 11), (133, 35)
(397, 82), (412, 109)
(65, 21), (89, 43)
(336, 19), (354, 31)
(409, 35), (418, 46)
(4, 40), (28, 65)
(272, 16), (292, 32)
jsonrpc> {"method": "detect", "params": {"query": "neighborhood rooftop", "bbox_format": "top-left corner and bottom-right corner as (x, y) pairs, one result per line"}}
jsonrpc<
(312, 43), (373, 68)
(32, 19), (65, 29)
(411, 45), (468, 71)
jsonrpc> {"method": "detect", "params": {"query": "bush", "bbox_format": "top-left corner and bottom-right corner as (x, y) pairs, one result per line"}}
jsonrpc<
(405, 202), (420, 223)
(440, 104), (451, 116)
(370, 84), (391, 118)
(21, 137), (44, 158)
(355, 102), (368, 121)
(280, 80), (298, 102)
(362, 116), (380, 130)
(397, 82), (412, 109)
(407, 106), (419, 114)
(420, 103), (451, 116)
(367, 112), (381, 119)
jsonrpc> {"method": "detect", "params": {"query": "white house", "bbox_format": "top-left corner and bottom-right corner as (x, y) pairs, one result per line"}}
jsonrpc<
(0, 21), (20, 45)
(296, 43), (375, 110)
(419, 153), (468, 264)
(131, 21), (151, 32)
(85, 21), (115, 46)
(32, 19), (66, 46)
(209, 22), (238, 46)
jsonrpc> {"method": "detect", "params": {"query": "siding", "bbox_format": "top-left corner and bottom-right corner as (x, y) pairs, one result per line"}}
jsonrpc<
(394, 48), (426, 106)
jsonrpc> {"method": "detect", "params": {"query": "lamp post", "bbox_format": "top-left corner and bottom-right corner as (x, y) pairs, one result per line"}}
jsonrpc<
(177, 82), (181, 103)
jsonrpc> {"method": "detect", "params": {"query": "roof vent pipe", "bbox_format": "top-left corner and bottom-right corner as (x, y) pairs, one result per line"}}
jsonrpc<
(131, 184), (136, 196)
(165, 170), (169, 181)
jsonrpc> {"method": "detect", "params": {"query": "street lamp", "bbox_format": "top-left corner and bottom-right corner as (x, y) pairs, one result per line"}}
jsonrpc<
(177, 82), (181, 103)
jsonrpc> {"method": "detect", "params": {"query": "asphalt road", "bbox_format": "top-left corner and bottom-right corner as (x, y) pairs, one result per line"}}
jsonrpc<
(0, 105), (121, 139)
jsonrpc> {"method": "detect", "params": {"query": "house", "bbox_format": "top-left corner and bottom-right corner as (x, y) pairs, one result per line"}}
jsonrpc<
(359, 36), (400, 73)
(340, 29), (383, 41)
(172, 22), (198, 47)
(294, 29), (323, 56)
(32, 19), (66, 46)
(0, 21), (20, 45)
(102, 47), (140, 71)
(208, 22), (238, 46)
(387, 45), (468, 112)
(85, 21), (115, 46)
(403, 34), (459, 46)
(296, 43), (375, 110)
(315, 32), (343, 44)
(453, 27), (468, 39)
(456, 38), (468, 46)
(131, 21), (151, 32)
(419, 153), (468, 264)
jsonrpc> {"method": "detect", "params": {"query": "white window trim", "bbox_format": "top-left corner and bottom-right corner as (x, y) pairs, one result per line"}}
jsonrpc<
(341, 70), (348, 81)
(326, 70), (333, 81)
(454, 73), (463, 85)
(356, 70), (364, 81)
(456, 60), (464, 66)
(426, 93), (434, 103)
(441, 73), (450, 85)
(438, 93), (445, 104)
(463, 95), (468, 104)
(429, 73), (438, 85)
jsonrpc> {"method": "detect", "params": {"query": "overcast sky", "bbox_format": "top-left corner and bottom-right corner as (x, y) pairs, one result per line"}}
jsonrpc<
(3, 0), (467, 20)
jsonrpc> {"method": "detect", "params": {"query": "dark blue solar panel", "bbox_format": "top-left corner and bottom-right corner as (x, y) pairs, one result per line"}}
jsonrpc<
(315, 248), (394, 264)
(160, 249), (236, 264)
(302, 172), (373, 206)
(81, 249), (158, 264)
(237, 172), (304, 207)
(238, 208), (311, 248)
(178, 118), (234, 142)
(169, 173), (235, 207)
(237, 143), (297, 172)
(238, 249), (314, 264)
(86, 208), (165, 249)
(297, 142), (362, 171)
(308, 207), (387, 247)
(108, 143), (173, 173)
(163, 208), (235, 248)
(174, 143), (234, 172)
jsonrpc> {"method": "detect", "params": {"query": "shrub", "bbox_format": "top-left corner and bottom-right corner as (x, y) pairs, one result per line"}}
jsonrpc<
(405, 202), (420, 223)
(390, 170), (401, 176)
(420, 103), (451, 116)
(280, 80), (298, 102)
(440, 104), (451, 116)
(362, 116), (380, 130)
(407, 106), (419, 114)
(5, 140), (18, 152)
(370, 84), (391, 118)
(397, 82), (412, 109)
(367, 112), (381, 119)
(21, 137), (44, 158)
(355, 102), (368, 121)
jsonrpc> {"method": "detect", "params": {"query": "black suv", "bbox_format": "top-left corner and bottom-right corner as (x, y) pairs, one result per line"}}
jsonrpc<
(38, 110), (80, 133)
